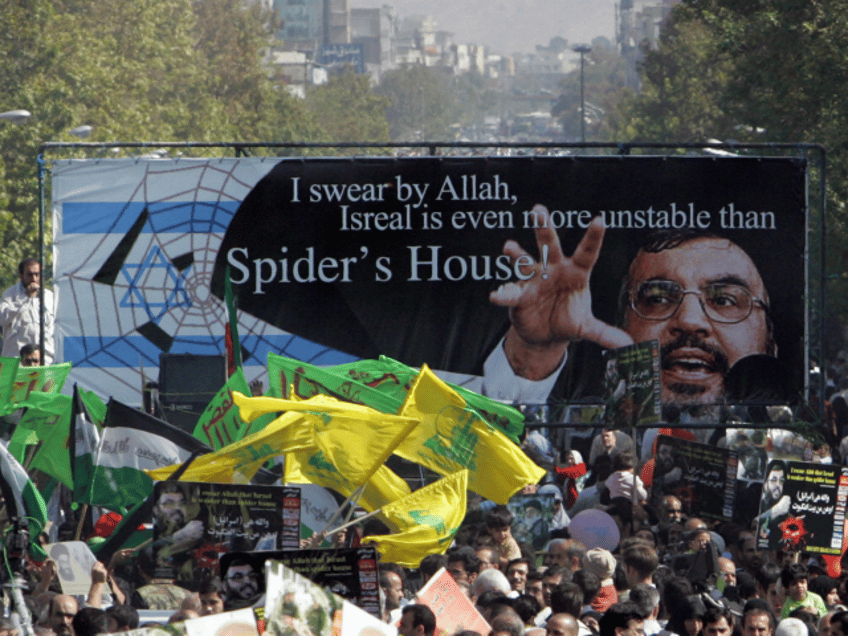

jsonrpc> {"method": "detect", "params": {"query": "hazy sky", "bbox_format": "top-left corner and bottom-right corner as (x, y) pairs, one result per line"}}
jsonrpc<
(349, 0), (617, 56)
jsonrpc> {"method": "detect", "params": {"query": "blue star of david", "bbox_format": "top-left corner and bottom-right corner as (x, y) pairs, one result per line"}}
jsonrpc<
(119, 246), (192, 320)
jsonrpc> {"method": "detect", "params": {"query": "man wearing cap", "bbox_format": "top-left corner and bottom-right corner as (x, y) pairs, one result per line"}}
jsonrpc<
(582, 548), (618, 612)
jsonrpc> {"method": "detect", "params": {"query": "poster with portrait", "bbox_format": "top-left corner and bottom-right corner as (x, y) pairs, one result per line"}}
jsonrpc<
(264, 559), (345, 636)
(44, 541), (99, 597)
(757, 460), (848, 554)
(151, 481), (295, 584)
(651, 435), (738, 521)
(506, 493), (556, 552)
(602, 340), (660, 427)
(240, 547), (380, 618)
(54, 156), (808, 412)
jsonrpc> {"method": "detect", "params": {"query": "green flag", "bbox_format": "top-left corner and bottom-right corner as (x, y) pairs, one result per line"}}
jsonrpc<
(266, 353), (524, 442)
(192, 368), (252, 449)
(9, 393), (73, 487)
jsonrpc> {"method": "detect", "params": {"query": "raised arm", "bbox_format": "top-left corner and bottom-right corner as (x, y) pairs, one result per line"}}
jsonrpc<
(489, 205), (633, 380)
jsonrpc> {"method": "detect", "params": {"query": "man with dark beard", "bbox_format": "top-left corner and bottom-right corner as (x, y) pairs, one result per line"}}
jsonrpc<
(484, 206), (776, 419)
(222, 558), (264, 610)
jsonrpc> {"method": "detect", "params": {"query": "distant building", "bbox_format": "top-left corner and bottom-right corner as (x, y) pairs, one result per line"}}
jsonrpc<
(618, 0), (681, 89)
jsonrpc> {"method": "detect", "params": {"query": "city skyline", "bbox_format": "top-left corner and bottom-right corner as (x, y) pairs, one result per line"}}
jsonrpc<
(348, 0), (617, 56)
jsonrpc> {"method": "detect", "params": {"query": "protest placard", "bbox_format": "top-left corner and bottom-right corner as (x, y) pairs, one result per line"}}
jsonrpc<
(602, 340), (660, 427)
(151, 481), (293, 584)
(757, 460), (848, 554)
(651, 435), (737, 521)
(242, 547), (380, 618)
(414, 568), (490, 636)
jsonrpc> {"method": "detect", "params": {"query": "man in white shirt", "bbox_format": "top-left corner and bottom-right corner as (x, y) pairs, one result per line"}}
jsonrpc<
(0, 258), (54, 364)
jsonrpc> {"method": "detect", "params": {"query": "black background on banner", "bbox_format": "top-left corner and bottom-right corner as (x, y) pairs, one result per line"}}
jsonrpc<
(231, 547), (380, 617)
(212, 156), (806, 397)
(758, 460), (847, 555)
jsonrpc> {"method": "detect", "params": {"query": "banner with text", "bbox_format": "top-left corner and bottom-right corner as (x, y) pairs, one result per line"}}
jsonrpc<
(54, 157), (807, 408)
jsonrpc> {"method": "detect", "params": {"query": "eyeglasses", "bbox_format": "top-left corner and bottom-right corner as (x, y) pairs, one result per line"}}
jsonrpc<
(630, 280), (768, 324)
(227, 572), (259, 581)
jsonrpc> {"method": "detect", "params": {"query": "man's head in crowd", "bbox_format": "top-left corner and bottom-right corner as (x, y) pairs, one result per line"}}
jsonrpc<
(399, 604), (436, 636)
(622, 542), (658, 587)
(419, 555), (448, 583)
(598, 602), (645, 636)
(448, 546), (481, 585)
(742, 607), (775, 636)
(472, 569), (512, 599)
(718, 557), (737, 588)
(507, 558), (531, 593)
(513, 595), (542, 626)
(18, 258), (41, 295)
(572, 570), (601, 610)
(628, 584), (660, 622)
(71, 608), (108, 636)
(198, 578), (226, 616)
(661, 496), (685, 526)
(703, 607), (734, 636)
(526, 571), (545, 609)
(546, 613), (579, 636)
(601, 429), (617, 453)
(756, 563), (785, 617)
(582, 548), (616, 589)
(380, 570), (405, 613)
(491, 610), (525, 636)
(486, 506), (514, 546)
(547, 539), (585, 572)
(105, 605), (139, 632)
(774, 618), (809, 636)
(477, 547), (499, 571)
(830, 610), (848, 636)
(224, 559), (261, 602)
(549, 582), (584, 617)
(688, 528), (712, 553)
(542, 566), (568, 607)
(49, 595), (78, 636)
(739, 534), (767, 575)
(19, 343), (41, 367)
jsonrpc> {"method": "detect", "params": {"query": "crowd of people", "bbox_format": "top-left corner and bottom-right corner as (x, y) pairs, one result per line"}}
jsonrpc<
(0, 421), (842, 636)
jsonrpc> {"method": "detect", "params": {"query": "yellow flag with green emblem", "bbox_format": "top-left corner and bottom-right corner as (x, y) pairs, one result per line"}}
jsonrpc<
(282, 401), (417, 510)
(285, 451), (411, 513)
(396, 366), (545, 504)
(146, 410), (317, 483)
(362, 469), (468, 567)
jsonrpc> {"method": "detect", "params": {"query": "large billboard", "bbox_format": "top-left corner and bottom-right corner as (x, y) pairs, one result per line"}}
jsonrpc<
(53, 156), (807, 412)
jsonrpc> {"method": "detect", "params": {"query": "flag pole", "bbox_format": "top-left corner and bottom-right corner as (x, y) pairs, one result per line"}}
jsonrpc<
(322, 506), (382, 541)
(305, 484), (366, 547)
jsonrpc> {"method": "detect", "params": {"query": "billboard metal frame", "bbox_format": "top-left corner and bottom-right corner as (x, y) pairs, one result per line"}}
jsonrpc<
(37, 141), (827, 429)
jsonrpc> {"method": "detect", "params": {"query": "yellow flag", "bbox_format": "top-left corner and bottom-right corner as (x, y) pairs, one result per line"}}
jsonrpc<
(146, 410), (316, 483)
(283, 405), (416, 508)
(285, 451), (410, 512)
(233, 391), (389, 423)
(362, 470), (468, 567)
(396, 365), (545, 504)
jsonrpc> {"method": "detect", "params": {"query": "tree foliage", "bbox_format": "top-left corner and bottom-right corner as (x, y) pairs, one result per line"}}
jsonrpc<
(611, 0), (848, 331)
(0, 0), (325, 290)
(305, 68), (390, 143)
(376, 65), (456, 141)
